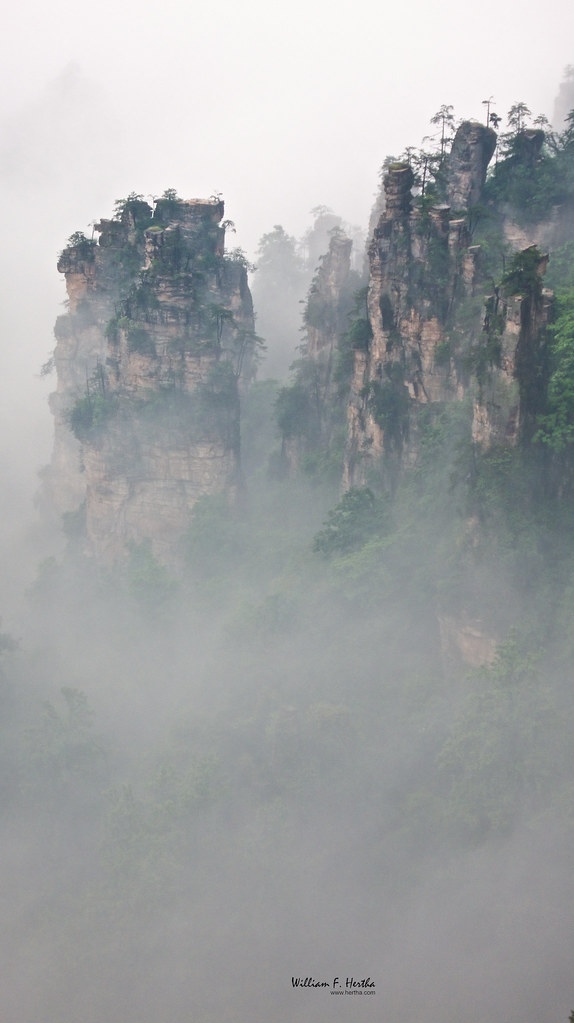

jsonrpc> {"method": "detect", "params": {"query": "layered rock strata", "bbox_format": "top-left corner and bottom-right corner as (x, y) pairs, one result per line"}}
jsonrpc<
(47, 196), (255, 566)
(343, 123), (551, 489)
(344, 158), (477, 488)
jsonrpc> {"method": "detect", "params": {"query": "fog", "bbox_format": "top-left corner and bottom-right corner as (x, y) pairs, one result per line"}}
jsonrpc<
(1, 2), (574, 1020)
(3, 0), (572, 253)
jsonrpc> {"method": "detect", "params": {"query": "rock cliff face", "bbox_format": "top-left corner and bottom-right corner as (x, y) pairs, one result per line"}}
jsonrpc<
(447, 121), (497, 210)
(281, 231), (357, 475)
(472, 264), (553, 450)
(47, 195), (255, 566)
(343, 153), (479, 488)
(332, 122), (557, 670)
(343, 122), (551, 489)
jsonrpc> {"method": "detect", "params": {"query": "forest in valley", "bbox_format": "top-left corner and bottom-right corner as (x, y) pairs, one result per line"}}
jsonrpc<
(3, 89), (574, 1023)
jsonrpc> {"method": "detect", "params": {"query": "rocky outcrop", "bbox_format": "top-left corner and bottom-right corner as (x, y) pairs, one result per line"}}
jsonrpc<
(305, 232), (354, 381)
(342, 129), (557, 492)
(553, 68), (574, 130)
(344, 164), (414, 487)
(472, 255), (553, 449)
(447, 121), (497, 210)
(344, 159), (479, 488)
(47, 195), (255, 567)
(281, 231), (357, 475)
(342, 181), (552, 665)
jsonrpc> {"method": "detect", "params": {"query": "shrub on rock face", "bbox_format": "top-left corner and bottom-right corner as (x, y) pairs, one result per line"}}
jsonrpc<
(500, 246), (544, 300)
(62, 232), (97, 261)
(313, 487), (390, 556)
(362, 365), (411, 453)
(68, 392), (119, 442)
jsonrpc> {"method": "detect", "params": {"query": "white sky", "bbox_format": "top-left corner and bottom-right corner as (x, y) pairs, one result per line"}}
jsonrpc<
(2, 0), (573, 252)
(0, 0), (573, 577)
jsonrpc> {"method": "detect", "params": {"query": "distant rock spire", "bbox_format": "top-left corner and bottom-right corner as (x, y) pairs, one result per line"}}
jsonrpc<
(552, 65), (574, 130)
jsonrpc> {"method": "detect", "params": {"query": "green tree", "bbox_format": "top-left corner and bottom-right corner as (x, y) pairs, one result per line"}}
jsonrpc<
(535, 288), (574, 452)
(313, 487), (389, 556)
(362, 362), (410, 453)
(255, 225), (305, 286)
(430, 104), (455, 157)
(561, 109), (574, 149)
(500, 245), (544, 299)
(251, 225), (307, 377)
(481, 96), (495, 125)
(507, 102), (532, 133)
(68, 365), (118, 441)
(113, 192), (152, 225)
(61, 231), (96, 261)
(275, 380), (317, 440)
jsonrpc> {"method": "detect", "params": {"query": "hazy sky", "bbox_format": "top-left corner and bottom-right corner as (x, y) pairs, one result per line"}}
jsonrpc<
(2, 0), (573, 252)
(0, 0), (573, 582)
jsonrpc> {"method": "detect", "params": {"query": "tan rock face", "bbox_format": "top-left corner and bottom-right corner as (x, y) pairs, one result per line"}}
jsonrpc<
(342, 136), (554, 490)
(344, 163), (475, 488)
(47, 196), (254, 568)
(447, 121), (497, 211)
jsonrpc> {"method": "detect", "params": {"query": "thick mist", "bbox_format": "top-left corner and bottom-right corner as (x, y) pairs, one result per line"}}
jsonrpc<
(3, 453), (574, 1023)
(1, 6), (574, 1022)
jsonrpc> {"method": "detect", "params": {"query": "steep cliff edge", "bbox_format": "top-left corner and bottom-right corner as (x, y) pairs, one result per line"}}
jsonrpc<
(276, 230), (360, 478)
(46, 194), (255, 566)
(472, 249), (554, 449)
(447, 120), (497, 209)
(343, 121), (552, 489)
(272, 118), (560, 672)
